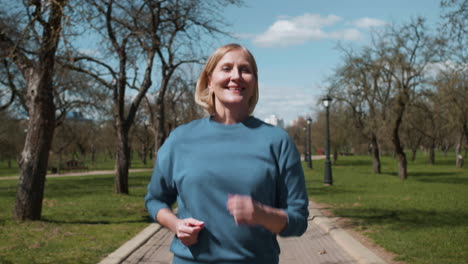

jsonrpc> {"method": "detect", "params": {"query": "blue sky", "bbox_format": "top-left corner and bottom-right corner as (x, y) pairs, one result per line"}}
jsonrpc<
(214, 0), (442, 124)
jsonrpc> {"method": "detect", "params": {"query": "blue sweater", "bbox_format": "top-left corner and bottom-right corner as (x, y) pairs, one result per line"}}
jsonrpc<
(145, 116), (309, 263)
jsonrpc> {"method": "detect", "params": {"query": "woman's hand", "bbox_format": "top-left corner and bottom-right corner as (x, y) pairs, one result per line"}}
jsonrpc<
(175, 218), (205, 246)
(226, 194), (288, 234)
(226, 194), (260, 225)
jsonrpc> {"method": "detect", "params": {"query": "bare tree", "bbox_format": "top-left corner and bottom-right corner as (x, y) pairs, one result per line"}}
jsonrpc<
(145, 71), (204, 146)
(439, 0), (467, 167)
(376, 18), (440, 179)
(131, 106), (155, 166)
(440, 0), (467, 62)
(330, 47), (391, 173)
(0, 0), (68, 220)
(435, 68), (467, 167)
(285, 116), (309, 160)
(65, 0), (240, 194)
(402, 94), (444, 164)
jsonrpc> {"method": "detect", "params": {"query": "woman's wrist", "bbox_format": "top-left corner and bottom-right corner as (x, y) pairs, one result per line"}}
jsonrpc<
(254, 202), (287, 234)
(156, 208), (179, 234)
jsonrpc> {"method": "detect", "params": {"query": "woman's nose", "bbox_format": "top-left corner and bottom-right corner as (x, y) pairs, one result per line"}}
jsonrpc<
(230, 68), (241, 80)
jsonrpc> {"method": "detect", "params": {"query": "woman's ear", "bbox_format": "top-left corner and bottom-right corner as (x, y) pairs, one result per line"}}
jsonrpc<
(207, 76), (212, 92)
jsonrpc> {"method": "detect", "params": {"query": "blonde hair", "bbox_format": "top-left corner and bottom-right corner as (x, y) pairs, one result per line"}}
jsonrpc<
(195, 43), (259, 115)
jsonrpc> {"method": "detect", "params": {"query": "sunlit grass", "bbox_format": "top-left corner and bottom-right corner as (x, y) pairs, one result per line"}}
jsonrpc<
(0, 172), (152, 264)
(305, 153), (467, 264)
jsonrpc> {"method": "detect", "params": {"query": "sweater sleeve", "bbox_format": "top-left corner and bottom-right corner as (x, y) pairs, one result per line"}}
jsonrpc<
(144, 140), (177, 222)
(276, 135), (309, 237)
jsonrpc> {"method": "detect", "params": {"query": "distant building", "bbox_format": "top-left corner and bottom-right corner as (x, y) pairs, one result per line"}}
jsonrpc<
(264, 114), (284, 128)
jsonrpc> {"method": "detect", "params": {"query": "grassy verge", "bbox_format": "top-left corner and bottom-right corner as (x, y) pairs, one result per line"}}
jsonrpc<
(0, 172), (152, 264)
(305, 153), (467, 264)
(0, 160), (20, 177)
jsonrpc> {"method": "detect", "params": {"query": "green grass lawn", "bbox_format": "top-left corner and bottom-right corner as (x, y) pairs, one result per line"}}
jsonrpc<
(0, 160), (20, 177)
(305, 153), (467, 264)
(0, 172), (152, 264)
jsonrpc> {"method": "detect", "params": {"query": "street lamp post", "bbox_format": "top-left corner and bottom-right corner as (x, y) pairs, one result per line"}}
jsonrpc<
(307, 118), (312, 169)
(302, 126), (307, 164)
(322, 95), (333, 186)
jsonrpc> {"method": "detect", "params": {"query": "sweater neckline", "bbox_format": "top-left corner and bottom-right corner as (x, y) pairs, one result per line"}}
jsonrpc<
(207, 116), (256, 129)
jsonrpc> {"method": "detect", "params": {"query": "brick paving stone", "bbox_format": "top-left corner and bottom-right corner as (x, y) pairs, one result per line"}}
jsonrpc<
(278, 221), (357, 264)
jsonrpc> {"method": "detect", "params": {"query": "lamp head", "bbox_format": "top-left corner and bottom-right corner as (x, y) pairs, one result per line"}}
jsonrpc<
(322, 95), (332, 108)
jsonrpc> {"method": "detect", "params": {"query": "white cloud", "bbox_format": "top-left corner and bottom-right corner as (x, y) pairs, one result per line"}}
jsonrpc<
(423, 60), (467, 77)
(329, 28), (362, 41)
(350, 17), (387, 29)
(252, 13), (364, 47)
(254, 83), (319, 125)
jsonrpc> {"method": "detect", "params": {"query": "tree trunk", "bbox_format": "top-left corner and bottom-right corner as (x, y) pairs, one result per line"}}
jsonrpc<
(141, 145), (147, 165)
(392, 116), (407, 180)
(455, 138), (464, 168)
(14, 71), (57, 220)
(397, 152), (407, 178)
(429, 141), (435, 165)
(411, 149), (417, 161)
(115, 125), (130, 194)
(458, 156), (465, 168)
(155, 79), (167, 152)
(370, 134), (381, 174)
(13, 0), (65, 220)
(155, 93), (167, 152)
(91, 144), (96, 165)
(154, 70), (175, 154)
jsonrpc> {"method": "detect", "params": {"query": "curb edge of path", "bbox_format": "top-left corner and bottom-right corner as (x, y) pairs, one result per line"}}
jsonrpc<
(309, 201), (387, 264)
(98, 223), (162, 264)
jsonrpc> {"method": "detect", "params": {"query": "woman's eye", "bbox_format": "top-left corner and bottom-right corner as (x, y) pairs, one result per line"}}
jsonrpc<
(221, 66), (231, 72)
(240, 67), (251, 73)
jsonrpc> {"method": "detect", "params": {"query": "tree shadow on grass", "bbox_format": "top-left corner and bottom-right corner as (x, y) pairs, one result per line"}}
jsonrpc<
(384, 171), (468, 184)
(409, 171), (456, 177)
(333, 207), (467, 229)
(307, 187), (357, 197)
(414, 177), (468, 184)
(333, 159), (373, 167)
(430, 159), (458, 166)
(385, 171), (456, 177)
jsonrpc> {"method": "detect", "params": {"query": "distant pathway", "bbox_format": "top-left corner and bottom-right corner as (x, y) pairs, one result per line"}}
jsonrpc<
(1, 156), (326, 181)
(0, 168), (153, 181)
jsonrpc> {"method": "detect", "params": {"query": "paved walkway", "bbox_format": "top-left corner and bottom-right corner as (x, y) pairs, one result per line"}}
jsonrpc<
(100, 201), (387, 264)
(0, 168), (153, 181)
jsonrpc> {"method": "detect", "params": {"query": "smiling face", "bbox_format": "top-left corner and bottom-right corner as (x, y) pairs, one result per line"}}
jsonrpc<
(208, 48), (258, 115)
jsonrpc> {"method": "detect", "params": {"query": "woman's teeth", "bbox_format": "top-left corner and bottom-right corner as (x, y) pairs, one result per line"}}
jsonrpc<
(227, 87), (243, 91)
